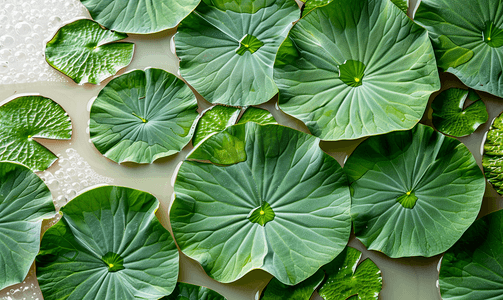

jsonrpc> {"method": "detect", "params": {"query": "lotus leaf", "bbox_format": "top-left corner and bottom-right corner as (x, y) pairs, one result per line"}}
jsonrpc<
(0, 162), (56, 291)
(260, 270), (324, 300)
(274, 0), (440, 141)
(171, 122), (351, 285)
(90, 68), (199, 164)
(415, 0), (503, 98)
(302, 0), (408, 16)
(439, 209), (503, 300)
(483, 111), (503, 195)
(36, 186), (179, 300)
(45, 19), (134, 85)
(162, 282), (226, 300)
(175, 0), (300, 106)
(345, 124), (485, 257)
(432, 88), (487, 137)
(193, 105), (276, 145)
(0, 95), (71, 172)
(80, 0), (200, 34)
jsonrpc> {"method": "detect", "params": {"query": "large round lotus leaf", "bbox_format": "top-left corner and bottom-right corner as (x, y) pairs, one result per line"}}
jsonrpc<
(0, 162), (56, 291)
(175, 0), (300, 106)
(171, 123), (351, 285)
(193, 105), (276, 146)
(36, 186), (179, 300)
(274, 0), (440, 141)
(483, 111), (503, 195)
(90, 68), (199, 164)
(431, 88), (488, 137)
(415, 0), (503, 98)
(439, 209), (503, 300)
(162, 282), (226, 300)
(45, 19), (134, 85)
(0, 95), (72, 172)
(344, 124), (485, 258)
(318, 246), (382, 300)
(80, 0), (200, 34)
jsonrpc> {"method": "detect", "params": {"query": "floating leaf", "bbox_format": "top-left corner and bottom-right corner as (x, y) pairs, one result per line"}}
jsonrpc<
(483, 112), (503, 196)
(0, 162), (56, 291)
(319, 247), (382, 300)
(36, 186), (179, 300)
(432, 88), (488, 137)
(171, 123), (351, 285)
(261, 270), (324, 300)
(193, 106), (276, 146)
(79, 0), (200, 34)
(345, 124), (485, 258)
(274, 0), (439, 141)
(0, 95), (71, 172)
(45, 19), (134, 85)
(415, 0), (503, 98)
(175, 0), (300, 106)
(90, 68), (199, 164)
(162, 282), (226, 300)
(439, 209), (503, 300)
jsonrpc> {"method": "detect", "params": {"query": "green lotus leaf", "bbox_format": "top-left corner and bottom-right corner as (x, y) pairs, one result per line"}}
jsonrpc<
(175, 0), (300, 106)
(45, 19), (134, 85)
(415, 0), (503, 98)
(79, 0), (200, 34)
(483, 111), (503, 196)
(0, 95), (72, 172)
(439, 209), (503, 300)
(260, 270), (324, 300)
(302, 0), (408, 16)
(432, 88), (488, 137)
(162, 282), (226, 300)
(171, 123), (351, 285)
(193, 106), (276, 146)
(344, 124), (485, 258)
(0, 162), (56, 291)
(36, 186), (179, 300)
(274, 0), (440, 141)
(90, 68), (199, 164)
(319, 246), (382, 300)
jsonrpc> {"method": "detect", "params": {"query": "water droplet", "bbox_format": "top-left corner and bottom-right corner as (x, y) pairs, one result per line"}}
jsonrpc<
(0, 35), (15, 48)
(15, 22), (32, 36)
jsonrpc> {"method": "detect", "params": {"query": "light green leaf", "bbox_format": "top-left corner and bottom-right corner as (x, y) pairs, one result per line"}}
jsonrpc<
(261, 270), (324, 300)
(237, 107), (276, 126)
(162, 282), (226, 300)
(90, 68), (199, 164)
(175, 0), (300, 106)
(171, 123), (351, 285)
(45, 19), (134, 85)
(483, 112), (503, 196)
(274, 0), (440, 141)
(0, 162), (56, 291)
(439, 209), (503, 300)
(302, 0), (408, 16)
(80, 0), (200, 34)
(36, 186), (179, 300)
(432, 88), (488, 137)
(319, 247), (382, 300)
(344, 124), (485, 258)
(415, 0), (503, 98)
(0, 95), (71, 172)
(193, 106), (241, 146)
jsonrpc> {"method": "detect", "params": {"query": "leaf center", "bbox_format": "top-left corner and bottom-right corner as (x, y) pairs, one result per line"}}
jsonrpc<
(248, 202), (275, 226)
(339, 60), (366, 87)
(397, 191), (418, 209)
(132, 112), (148, 123)
(236, 34), (264, 56)
(483, 22), (503, 48)
(102, 252), (125, 272)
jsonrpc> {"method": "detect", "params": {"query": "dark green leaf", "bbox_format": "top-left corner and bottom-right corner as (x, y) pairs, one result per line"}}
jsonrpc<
(345, 124), (485, 257)
(90, 68), (199, 164)
(261, 270), (324, 300)
(36, 186), (179, 300)
(483, 112), (503, 196)
(162, 282), (226, 300)
(45, 19), (134, 85)
(0, 95), (71, 172)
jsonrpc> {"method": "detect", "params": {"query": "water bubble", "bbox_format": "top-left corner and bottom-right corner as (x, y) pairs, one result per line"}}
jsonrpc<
(14, 73), (25, 82)
(54, 170), (64, 179)
(47, 179), (60, 190)
(66, 148), (77, 157)
(15, 22), (32, 36)
(0, 35), (15, 48)
(0, 61), (8, 74)
(14, 50), (26, 61)
(0, 14), (9, 24)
